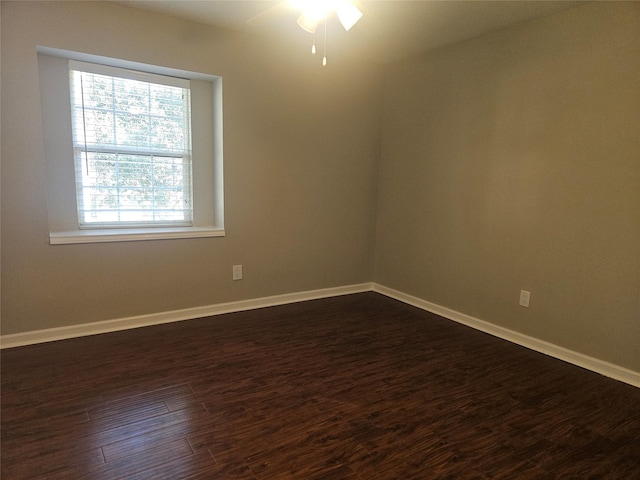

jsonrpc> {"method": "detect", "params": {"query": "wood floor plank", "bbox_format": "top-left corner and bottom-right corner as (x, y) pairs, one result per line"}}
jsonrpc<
(104, 413), (221, 462)
(120, 450), (219, 480)
(183, 459), (258, 480)
(0, 445), (104, 480)
(89, 401), (170, 431)
(89, 405), (211, 448)
(2, 293), (639, 479)
(85, 438), (193, 479)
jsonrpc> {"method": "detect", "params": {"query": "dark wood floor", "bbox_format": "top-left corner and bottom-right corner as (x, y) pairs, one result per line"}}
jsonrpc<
(2, 293), (639, 479)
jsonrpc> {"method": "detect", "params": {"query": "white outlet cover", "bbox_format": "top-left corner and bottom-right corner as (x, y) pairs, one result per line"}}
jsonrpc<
(519, 290), (531, 308)
(232, 265), (243, 280)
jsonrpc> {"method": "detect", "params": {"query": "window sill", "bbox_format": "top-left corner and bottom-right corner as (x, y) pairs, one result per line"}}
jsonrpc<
(49, 227), (225, 245)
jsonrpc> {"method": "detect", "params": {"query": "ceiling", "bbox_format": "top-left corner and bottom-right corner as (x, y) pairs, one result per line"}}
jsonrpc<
(119, 1), (584, 64)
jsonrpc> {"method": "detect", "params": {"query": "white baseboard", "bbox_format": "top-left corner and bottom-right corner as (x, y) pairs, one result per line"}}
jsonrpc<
(373, 283), (640, 388)
(0, 283), (373, 349)
(2, 281), (637, 388)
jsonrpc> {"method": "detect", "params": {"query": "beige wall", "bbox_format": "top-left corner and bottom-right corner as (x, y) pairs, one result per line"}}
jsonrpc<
(375, 2), (640, 371)
(1, 1), (382, 334)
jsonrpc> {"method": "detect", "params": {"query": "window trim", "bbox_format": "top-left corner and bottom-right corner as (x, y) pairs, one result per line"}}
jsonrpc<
(37, 47), (225, 244)
(49, 226), (225, 245)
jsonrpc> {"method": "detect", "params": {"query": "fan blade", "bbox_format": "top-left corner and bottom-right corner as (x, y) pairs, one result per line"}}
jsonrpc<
(336, 2), (363, 31)
(350, 1), (385, 36)
(297, 12), (319, 33)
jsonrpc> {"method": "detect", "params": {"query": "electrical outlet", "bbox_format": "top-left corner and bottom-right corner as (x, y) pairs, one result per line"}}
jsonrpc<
(232, 265), (243, 281)
(519, 290), (531, 308)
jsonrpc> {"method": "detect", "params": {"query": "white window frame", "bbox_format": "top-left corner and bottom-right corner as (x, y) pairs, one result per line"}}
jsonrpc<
(37, 47), (224, 244)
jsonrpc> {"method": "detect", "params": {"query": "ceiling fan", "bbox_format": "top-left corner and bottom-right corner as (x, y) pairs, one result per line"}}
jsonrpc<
(248, 0), (367, 65)
(249, 0), (364, 31)
(292, 0), (363, 33)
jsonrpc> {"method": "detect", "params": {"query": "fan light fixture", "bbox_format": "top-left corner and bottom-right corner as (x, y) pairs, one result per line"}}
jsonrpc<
(291, 0), (363, 65)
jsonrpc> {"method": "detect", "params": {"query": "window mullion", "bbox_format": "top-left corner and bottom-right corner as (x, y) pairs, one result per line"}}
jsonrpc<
(148, 82), (155, 222)
(74, 145), (186, 158)
(109, 76), (121, 224)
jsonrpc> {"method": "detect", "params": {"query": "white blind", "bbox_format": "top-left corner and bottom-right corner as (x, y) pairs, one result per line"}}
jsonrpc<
(69, 61), (193, 227)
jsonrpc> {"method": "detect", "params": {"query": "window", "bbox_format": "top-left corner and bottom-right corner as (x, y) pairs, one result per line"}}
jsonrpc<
(37, 48), (224, 244)
(70, 62), (193, 228)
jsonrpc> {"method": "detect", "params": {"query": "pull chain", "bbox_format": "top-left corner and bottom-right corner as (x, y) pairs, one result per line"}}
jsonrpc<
(322, 17), (328, 66)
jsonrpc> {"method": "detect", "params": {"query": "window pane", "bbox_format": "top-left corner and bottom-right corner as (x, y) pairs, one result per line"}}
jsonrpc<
(71, 65), (192, 227)
(115, 112), (148, 148)
(153, 157), (186, 187)
(73, 109), (115, 146)
(152, 117), (186, 150)
(77, 152), (191, 225)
